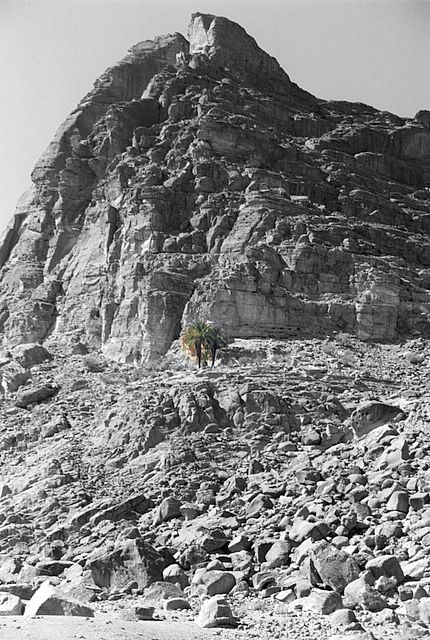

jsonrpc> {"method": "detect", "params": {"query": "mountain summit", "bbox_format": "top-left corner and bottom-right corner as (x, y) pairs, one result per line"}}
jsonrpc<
(0, 14), (429, 362)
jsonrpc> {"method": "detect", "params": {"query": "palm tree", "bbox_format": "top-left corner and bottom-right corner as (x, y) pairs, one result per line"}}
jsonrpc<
(180, 320), (226, 368)
(207, 325), (227, 368)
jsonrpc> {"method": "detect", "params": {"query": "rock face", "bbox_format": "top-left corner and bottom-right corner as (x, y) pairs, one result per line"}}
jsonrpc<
(1, 13), (429, 363)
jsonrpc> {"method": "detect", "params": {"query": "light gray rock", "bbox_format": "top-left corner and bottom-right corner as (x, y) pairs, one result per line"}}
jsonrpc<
(308, 540), (360, 593)
(153, 497), (182, 525)
(1, 362), (30, 394)
(386, 491), (409, 513)
(331, 608), (358, 627)
(200, 570), (236, 596)
(303, 588), (343, 614)
(265, 540), (291, 568)
(0, 592), (24, 615)
(366, 554), (404, 583)
(195, 594), (237, 628)
(24, 581), (94, 617)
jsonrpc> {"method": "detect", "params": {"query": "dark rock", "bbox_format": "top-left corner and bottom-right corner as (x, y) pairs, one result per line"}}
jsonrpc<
(15, 384), (59, 408)
(85, 539), (164, 592)
(308, 540), (360, 592)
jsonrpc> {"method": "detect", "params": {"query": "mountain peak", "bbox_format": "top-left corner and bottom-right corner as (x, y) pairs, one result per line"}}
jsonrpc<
(187, 12), (292, 93)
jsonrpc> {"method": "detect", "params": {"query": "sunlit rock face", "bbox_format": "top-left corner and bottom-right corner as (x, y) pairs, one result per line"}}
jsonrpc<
(0, 13), (430, 362)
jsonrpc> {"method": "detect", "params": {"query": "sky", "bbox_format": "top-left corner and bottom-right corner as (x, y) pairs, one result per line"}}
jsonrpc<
(0, 0), (429, 233)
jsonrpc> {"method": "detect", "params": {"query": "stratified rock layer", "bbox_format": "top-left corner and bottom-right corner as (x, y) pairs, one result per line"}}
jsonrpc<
(1, 13), (430, 362)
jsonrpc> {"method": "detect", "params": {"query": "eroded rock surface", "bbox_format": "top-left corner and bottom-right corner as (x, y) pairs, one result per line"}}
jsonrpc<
(1, 13), (429, 363)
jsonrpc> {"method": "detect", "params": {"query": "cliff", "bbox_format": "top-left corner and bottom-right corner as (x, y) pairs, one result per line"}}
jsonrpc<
(0, 13), (430, 363)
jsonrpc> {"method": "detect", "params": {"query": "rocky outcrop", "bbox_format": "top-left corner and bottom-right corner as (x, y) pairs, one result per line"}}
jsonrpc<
(0, 14), (429, 363)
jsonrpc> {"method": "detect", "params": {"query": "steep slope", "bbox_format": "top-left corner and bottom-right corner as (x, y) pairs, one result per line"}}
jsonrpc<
(0, 13), (429, 364)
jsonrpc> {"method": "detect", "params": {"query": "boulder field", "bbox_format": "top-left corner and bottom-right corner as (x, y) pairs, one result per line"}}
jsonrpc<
(0, 335), (429, 638)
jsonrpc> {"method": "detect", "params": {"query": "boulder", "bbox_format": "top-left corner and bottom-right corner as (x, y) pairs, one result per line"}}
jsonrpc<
(331, 608), (358, 627)
(228, 535), (250, 552)
(24, 582), (94, 617)
(303, 588), (343, 614)
(1, 362), (30, 394)
(85, 539), (163, 591)
(419, 597), (430, 624)
(153, 497), (182, 525)
(135, 605), (155, 620)
(201, 528), (227, 552)
(163, 598), (191, 610)
(162, 564), (189, 590)
(365, 555), (404, 583)
(308, 540), (360, 592)
(0, 583), (34, 600)
(195, 594), (237, 628)
(344, 573), (375, 606)
(246, 494), (273, 517)
(200, 570), (236, 596)
(11, 343), (52, 368)
(386, 491), (409, 513)
(265, 540), (291, 568)
(0, 592), (24, 615)
(358, 586), (388, 612)
(351, 401), (404, 438)
(289, 519), (330, 544)
(15, 384), (59, 408)
(144, 581), (184, 601)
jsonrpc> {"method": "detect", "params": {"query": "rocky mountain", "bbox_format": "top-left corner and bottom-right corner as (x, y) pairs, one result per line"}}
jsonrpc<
(1, 13), (430, 363)
(0, 12), (430, 640)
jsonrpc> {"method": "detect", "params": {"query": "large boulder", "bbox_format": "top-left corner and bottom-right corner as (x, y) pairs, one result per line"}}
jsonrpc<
(365, 555), (404, 583)
(11, 343), (52, 368)
(308, 540), (361, 592)
(24, 582), (94, 617)
(85, 539), (164, 591)
(200, 570), (236, 596)
(350, 401), (404, 438)
(15, 384), (59, 408)
(303, 588), (343, 615)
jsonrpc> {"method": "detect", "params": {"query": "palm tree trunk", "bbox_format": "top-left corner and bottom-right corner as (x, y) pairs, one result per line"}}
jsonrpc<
(197, 343), (202, 368)
(211, 346), (217, 368)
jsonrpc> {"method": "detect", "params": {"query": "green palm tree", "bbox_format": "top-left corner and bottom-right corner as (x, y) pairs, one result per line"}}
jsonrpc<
(180, 320), (225, 369)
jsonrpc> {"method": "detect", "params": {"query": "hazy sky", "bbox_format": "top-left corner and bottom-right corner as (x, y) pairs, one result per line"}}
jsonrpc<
(1, 0), (429, 233)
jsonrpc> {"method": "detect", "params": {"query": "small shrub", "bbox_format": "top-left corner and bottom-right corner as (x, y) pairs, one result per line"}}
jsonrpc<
(321, 341), (338, 357)
(405, 351), (425, 365)
(334, 332), (352, 346)
(337, 351), (356, 367)
(83, 355), (106, 373)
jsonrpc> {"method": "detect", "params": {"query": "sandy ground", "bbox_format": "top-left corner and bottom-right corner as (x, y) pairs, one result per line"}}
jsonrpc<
(0, 615), (228, 640)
